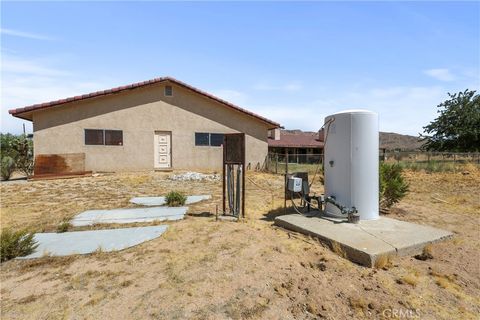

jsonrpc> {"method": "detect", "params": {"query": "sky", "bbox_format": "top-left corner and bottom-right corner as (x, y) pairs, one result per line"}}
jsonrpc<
(1, 1), (479, 135)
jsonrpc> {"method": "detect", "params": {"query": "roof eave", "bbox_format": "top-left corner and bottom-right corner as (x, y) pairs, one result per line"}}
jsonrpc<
(8, 76), (281, 128)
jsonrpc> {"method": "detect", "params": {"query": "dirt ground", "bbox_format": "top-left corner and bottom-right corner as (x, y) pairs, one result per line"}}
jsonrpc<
(0, 166), (479, 319)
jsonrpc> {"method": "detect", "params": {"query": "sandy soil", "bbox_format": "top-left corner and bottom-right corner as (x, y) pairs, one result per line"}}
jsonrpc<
(0, 167), (479, 319)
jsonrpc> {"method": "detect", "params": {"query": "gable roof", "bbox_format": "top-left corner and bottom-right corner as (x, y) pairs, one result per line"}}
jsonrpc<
(8, 76), (280, 128)
(268, 130), (324, 148)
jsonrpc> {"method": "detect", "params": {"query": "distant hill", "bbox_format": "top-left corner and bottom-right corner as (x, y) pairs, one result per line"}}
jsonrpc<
(380, 132), (424, 151)
(281, 129), (424, 151)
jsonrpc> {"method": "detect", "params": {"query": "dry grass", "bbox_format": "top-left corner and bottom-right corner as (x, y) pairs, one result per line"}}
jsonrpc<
(0, 168), (479, 319)
(348, 296), (369, 316)
(400, 274), (420, 287)
(331, 241), (347, 259)
(374, 254), (394, 270)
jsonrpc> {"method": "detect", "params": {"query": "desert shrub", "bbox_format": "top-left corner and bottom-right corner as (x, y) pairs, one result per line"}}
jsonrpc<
(1, 229), (38, 262)
(56, 221), (71, 233)
(165, 191), (186, 207)
(0, 133), (17, 158)
(380, 163), (409, 210)
(1, 156), (15, 181)
(14, 135), (34, 176)
(0, 134), (34, 177)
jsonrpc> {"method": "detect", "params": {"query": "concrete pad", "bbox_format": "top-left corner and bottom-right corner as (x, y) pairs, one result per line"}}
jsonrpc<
(19, 225), (168, 259)
(275, 214), (453, 267)
(129, 195), (211, 206)
(72, 207), (187, 226)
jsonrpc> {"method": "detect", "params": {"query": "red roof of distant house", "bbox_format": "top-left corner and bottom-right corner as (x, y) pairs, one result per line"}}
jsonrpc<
(268, 130), (324, 148)
(8, 76), (280, 128)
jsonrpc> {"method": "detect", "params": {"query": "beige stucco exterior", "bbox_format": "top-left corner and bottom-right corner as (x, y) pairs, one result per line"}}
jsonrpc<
(31, 82), (273, 172)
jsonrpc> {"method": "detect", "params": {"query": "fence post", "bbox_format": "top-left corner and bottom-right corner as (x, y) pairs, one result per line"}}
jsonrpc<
(275, 153), (278, 174)
(284, 150), (288, 214)
(285, 150), (288, 175)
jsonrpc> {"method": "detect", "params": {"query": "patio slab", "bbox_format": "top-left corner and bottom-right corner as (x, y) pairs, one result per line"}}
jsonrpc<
(72, 207), (187, 226)
(275, 214), (453, 267)
(19, 225), (169, 259)
(129, 195), (211, 206)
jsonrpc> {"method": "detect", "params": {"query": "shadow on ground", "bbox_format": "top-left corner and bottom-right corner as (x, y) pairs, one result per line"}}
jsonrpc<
(262, 206), (297, 221)
(188, 211), (215, 218)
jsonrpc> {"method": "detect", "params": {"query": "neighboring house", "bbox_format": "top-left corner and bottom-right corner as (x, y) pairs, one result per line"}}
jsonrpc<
(268, 129), (324, 163)
(9, 77), (280, 174)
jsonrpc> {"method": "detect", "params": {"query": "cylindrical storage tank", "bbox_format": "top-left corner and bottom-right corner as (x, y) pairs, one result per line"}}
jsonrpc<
(324, 110), (379, 220)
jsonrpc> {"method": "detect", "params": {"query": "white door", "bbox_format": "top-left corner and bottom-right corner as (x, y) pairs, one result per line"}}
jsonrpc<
(154, 132), (171, 169)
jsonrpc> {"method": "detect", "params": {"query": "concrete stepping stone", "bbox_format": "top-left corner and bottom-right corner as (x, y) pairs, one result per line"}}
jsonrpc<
(129, 195), (211, 206)
(19, 225), (169, 259)
(72, 207), (187, 226)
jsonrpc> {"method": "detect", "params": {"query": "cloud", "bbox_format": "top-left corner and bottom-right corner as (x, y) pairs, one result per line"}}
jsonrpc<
(0, 28), (54, 41)
(423, 68), (455, 82)
(248, 85), (448, 136)
(253, 81), (303, 92)
(1, 54), (113, 134)
(2, 55), (70, 76)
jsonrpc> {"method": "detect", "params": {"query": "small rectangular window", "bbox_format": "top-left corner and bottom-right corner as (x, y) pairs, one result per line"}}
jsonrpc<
(195, 132), (210, 146)
(105, 130), (123, 146)
(85, 129), (104, 145)
(165, 85), (173, 97)
(210, 133), (224, 147)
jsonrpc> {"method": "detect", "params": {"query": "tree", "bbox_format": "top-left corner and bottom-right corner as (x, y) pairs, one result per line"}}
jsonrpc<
(421, 89), (480, 152)
(0, 133), (34, 179)
(13, 135), (34, 176)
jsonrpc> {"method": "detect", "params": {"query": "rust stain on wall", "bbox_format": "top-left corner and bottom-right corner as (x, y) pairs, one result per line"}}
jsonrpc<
(34, 153), (85, 175)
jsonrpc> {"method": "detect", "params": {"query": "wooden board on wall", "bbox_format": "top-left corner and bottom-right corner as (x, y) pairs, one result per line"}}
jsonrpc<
(34, 153), (86, 175)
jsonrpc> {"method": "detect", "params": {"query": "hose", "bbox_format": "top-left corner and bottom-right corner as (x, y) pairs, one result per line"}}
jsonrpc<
(290, 191), (321, 215)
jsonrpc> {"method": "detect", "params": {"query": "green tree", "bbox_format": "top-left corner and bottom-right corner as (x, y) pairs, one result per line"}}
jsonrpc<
(421, 89), (480, 152)
(0, 133), (34, 179)
(13, 135), (34, 176)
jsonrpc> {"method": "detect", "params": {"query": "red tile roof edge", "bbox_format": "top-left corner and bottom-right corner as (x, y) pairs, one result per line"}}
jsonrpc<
(8, 76), (280, 128)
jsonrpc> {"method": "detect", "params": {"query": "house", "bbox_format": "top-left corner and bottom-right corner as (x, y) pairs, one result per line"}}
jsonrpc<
(268, 129), (324, 163)
(9, 77), (280, 174)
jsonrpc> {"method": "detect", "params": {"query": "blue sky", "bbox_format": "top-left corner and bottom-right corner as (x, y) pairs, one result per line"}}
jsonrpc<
(1, 1), (479, 135)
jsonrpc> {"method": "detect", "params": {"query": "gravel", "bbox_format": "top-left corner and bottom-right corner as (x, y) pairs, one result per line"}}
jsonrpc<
(169, 172), (220, 181)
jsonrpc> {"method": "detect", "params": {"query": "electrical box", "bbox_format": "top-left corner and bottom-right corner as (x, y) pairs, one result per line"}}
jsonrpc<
(288, 177), (302, 192)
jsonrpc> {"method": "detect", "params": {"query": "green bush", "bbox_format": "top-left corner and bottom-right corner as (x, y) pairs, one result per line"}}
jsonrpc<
(56, 221), (71, 233)
(14, 135), (34, 176)
(0, 133), (34, 177)
(1, 156), (15, 181)
(380, 163), (409, 210)
(0, 229), (38, 262)
(165, 191), (186, 207)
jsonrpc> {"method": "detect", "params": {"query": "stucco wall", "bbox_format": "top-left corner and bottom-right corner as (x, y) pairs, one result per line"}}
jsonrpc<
(32, 83), (271, 172)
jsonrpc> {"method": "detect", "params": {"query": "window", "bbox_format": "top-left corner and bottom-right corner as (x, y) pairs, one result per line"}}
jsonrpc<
(165, 85), (173, 97)
(85, 129), (123, 146)
(195, 132), (224, 147)
(195, 132), (210, 146)
(85, 129), (104, 145)
(210, 133), (224, 147)
(105, 130), (123, 146)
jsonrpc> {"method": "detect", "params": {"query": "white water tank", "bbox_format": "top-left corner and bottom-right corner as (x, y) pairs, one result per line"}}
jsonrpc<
(323, 110), (379, 220)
